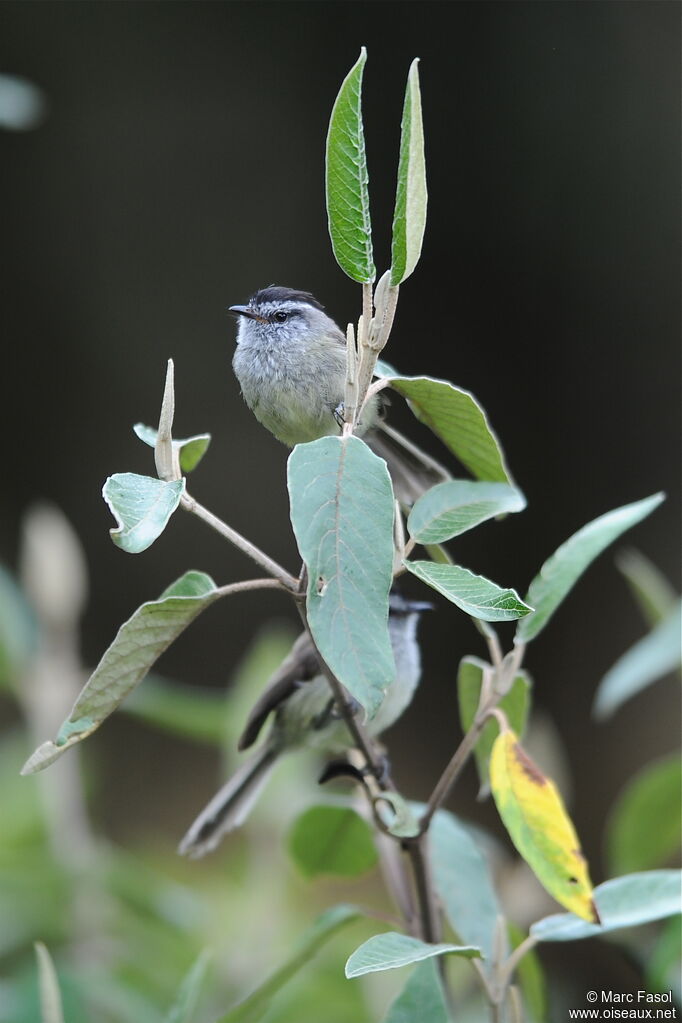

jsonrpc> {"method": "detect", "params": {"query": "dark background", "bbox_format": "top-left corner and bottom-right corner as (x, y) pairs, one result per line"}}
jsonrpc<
(1, 0), (679, 941)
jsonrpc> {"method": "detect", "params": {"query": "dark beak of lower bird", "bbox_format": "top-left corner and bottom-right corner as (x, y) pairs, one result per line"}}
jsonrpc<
(229, 304), (266, 322)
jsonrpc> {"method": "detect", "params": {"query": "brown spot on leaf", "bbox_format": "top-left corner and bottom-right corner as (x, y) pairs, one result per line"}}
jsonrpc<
(513, 742), (546, 785)
(316, 576), (327, 596)
(590, 900), (602, 925)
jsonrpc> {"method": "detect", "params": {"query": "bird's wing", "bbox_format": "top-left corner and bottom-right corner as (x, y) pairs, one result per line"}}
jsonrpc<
(237, 631), (320, 750)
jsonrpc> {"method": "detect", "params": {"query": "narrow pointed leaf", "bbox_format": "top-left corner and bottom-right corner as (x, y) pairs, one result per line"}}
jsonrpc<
(530, 870), (682, 942)
(288, 806), (378, 878)
(326, 48), (374, 282)
(430, 810), (502, 972)
(21, 571), (220, 773)
(616, 548), (678, 628)
(593, 601), (681, 719)
(134, 423), (211, 473)
(121, 674), (230, 744)
(35, 943), (65, 1023)
(288, 436), (395, 717)
(345, 932), (480, 978)
(217, 905), (361, 1022)
(404, 560), (532, 622)
(457, 657), (531, 794)
(517, 493), (665, 643)
(382, 959), (451, 1023)
(390, 58), (427, 286)
(606, 755), (682, 876)
(408, 480), (525, 544)
(103, 472), (185, 553)
(164, 950), (211, 1023)
(379, 373), (513, 484)
(490, 729), (597, 922)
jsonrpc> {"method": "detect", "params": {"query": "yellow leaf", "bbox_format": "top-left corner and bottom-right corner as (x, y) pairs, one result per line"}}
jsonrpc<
(490, 729), (598, 923)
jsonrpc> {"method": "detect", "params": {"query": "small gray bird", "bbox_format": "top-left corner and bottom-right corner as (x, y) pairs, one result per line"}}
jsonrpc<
(179, 593), (430, 858)
(230, 286), (449, 502)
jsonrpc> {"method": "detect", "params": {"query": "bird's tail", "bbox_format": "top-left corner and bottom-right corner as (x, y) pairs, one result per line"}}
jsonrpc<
(178, 744), (279, 858)
(367, 422), (450, 505)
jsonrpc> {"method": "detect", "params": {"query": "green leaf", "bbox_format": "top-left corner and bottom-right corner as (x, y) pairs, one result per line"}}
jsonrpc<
(507, 923), (548, 1023)
(530, 870), (682, 942)
(0, 564), (37, 691)
(382, 959), (451, 1023)
(606, 755), (682, 876)
(217, 905), (361, 1023)
(134, 423), (211, 474)
(376, 792), (420, 838)
(647, 915), (682, 1002)
(34, 943), (65, 1023)
(164, 950), (211, 1023)
(121, 674), (229, 744)
(403, 560), (532, 622)
(288, 436), (395, 717)
(430, 810), (502, 972)
(103, 472), (185, 554)
(21, 571), (221, 773)
(408, 480), (525, 545)
(382, 374), (513, 484)
(288, 805), (378, 878)
(390, 59), (427, 286)
(345, 932), (480, 978)
(593, 601), (681, 719)
(616, 548), (679, 628)
(325, 48), (374, 283)
(516, 493), (665, 643)
(457, 657), (531, 795)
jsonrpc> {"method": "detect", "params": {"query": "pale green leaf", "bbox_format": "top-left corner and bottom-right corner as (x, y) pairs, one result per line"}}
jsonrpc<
(288, 806), (378, 878)
(382, 959), (451, 1023)
(408, 480), (525, 544)
(381, 374), (513, 484)
(34, 943), (64, 1023)
(530, 870), (682, 942)
(134, 423), (211, 473)
(376, 792), (420, 838)
(606, 755), (682, 876)
(517, 493), (665, 643)
(122, 674), (229, 744)
(404, 560), (532, 622)
(0, 564), (37, 691)
(21, 571), (220, 773)
(616, 548), (678, 628)
(288, 436), (395, 717)
(507, 922), (547, 1023)
(325, 48), (374, 283)
(430, 810), (502, 972)
(457, 657), (531, 794)
(345, 932), (480, 978)
(218, 905), (361, 1022)
(593, 601), (681, 719)
(164, 950), (211, 1023)
(103, 472), (185, 554)
(390, 58), (427, 286)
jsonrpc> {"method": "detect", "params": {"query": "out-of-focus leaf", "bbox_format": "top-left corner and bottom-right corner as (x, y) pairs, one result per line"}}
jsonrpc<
(616, 548), (678, 628)
(21, 572), (221, 773)
(403, 560), (532, 622)
(382, 959), (451, 1023)
(345, 932), (480, 978)
(530, 870), (682, 942)
(134, 423), (211, 474)
(606, 755), (682, 876)
(646, 915), (682, 1003)
(103, 473), (185, 554)
(164, 950), (211, 1023)
(288, 436), (395, 718)
(407, 480), (525, 545)
(0, 565), (37, 690)
(325, 48), (374, 283)
(122, 674), (229, 745)
(217, 905), (361, 1022)
(390, 59), (427, 286)
(34, 943), (64, 1023)
(430, 810), (502, 972)
(457, 657), (531, 795)
(376, 792), (420, 838)
(517, 493), (665, 643)
(490, 729), (597, 922)
(288, 806), (378, 878)
(507, 922), (547, 1023)
(380, 374), (513, 484)
(593, 602), (681, 719)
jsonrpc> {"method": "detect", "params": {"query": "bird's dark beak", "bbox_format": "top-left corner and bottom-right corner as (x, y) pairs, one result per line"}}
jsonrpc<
(229, 305), (267, 323)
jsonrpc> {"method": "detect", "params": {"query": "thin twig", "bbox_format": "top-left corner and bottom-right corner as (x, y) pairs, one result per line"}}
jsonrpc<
(181, 491), (298, 591)
(498, 933), (538, 991)
(213, 578), (288, 598)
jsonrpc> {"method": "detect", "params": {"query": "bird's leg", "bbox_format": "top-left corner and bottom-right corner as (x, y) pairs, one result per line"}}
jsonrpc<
(332, 401), (346, 430)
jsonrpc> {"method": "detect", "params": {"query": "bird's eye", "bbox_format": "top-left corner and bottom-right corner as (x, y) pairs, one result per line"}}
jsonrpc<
(274, 310), (288, 323)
